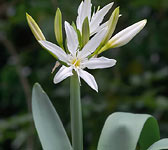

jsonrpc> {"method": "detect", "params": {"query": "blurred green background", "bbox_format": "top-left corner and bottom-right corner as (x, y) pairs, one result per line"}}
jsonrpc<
(0, 0), (168, 149)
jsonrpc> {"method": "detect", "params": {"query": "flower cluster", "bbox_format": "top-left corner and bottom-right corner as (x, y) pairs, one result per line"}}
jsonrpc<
(26, 0), (146, 92)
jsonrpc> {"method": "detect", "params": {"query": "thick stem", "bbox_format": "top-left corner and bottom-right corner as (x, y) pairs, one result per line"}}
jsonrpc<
(70, 72), (83, 150)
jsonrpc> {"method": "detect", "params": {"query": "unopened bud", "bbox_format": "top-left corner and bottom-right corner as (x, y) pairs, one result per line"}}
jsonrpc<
(54, 8), (63, 47)
(81, 17), (90, 47)
(26, 13), (45, 41)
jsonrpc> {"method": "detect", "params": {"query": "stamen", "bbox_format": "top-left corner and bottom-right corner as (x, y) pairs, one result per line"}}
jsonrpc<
(51, 61), (60, 73)
(72, 58), (80, 67)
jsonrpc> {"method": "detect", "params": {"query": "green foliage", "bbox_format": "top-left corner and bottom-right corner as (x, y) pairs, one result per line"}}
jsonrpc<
(31, 85), (168, 150)
(148, 139), (168, 150)
(0, 114), (32, 149)
(98, 112), (160, 150)
(32, 83), (72, 150)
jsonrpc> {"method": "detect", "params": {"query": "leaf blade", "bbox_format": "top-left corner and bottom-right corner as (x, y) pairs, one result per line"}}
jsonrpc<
(97, 112), (160, 150)
(148, 139), (168, 150)
(32, 83), (72, 150)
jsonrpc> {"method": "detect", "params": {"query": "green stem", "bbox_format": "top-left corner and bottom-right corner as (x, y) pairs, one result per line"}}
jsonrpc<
(70, 72), (83, 150)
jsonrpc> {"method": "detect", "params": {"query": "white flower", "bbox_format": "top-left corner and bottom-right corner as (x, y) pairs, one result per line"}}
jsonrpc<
(76, 0), (147, 55)
(38, 22), (116, 92)
(26, 1), (147, 92)
(76, 0), (114, 35)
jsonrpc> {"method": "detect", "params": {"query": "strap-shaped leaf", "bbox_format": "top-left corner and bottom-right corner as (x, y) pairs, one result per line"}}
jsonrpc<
(97, 112), (160, 150)
(32, 83), (72, 150)
(148, 139), (168, 150)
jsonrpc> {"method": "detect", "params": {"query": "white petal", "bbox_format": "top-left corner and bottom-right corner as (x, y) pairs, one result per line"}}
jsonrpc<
(84, 57), (116, 69)
(90, 2), (113, 34)
(76, 1), (84, 31)
(38, 40), (68, 63)
(53, 66), (73, 84)
(78, 1), (83, 15)
(76, 0), (92, 32)
(78, 69), (98, 92)
(78, 29), (107, 59)
(65, 21), (78, 56)
(84, 0), (92, 21)
(90, 21), (108, 36)
(109, 19), (147, 48)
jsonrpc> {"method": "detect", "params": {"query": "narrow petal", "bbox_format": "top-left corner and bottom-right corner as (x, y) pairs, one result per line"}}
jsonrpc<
(83, 0), (92, 22)
(65, 21), (79, 56)
(78, 1), (83, 15)
(26, 13), (46, 41)
(108, 19), (147, 48)
(84, 0), (92, 20)
(90, 21), (108, 36)
(54, 66), (73, 84)
(90, 2), (114, 34)
(76, 1), (84, 31)
(38, 40), (68, 63)
(78, 29), (107, 59)
(78, 69), (98, 92)
(76, 0), (92, 32)
(83, 57), (116, 69)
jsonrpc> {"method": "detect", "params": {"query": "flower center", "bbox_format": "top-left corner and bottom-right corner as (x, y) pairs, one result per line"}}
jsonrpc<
(72, 59), (80, 67)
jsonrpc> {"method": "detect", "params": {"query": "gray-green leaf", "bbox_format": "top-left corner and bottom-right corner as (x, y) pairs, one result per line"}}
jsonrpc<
(148, 139), (168, 150)
(97, 112), (160, 150)
(32, 83), (72, 150)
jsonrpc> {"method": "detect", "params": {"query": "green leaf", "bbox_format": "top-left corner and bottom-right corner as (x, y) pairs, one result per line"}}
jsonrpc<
(32, 83), (72, 150)
(81, 17), (90, 48)
(148, 139), (168, 150)
(97, 112), (160, 150)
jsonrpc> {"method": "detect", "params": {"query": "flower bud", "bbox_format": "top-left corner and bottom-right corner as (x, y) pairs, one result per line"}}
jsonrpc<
(26, 13), (45, 41)
(101, 7), (120, 45)
(99, 19), (147, 54)
(82, 17), (90, 48)
(54, 8), (63, 47)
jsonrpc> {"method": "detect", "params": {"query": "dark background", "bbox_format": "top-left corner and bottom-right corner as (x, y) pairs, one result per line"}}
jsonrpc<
(0, 0), (168, 149)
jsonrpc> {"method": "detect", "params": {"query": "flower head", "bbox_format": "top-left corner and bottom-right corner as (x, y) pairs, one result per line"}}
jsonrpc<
(26, 1), (147, 92)
(38, 22), (116, 92)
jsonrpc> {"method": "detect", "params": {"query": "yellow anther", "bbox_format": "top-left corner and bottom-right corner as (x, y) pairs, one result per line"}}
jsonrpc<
(72, 59), (80, 67)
